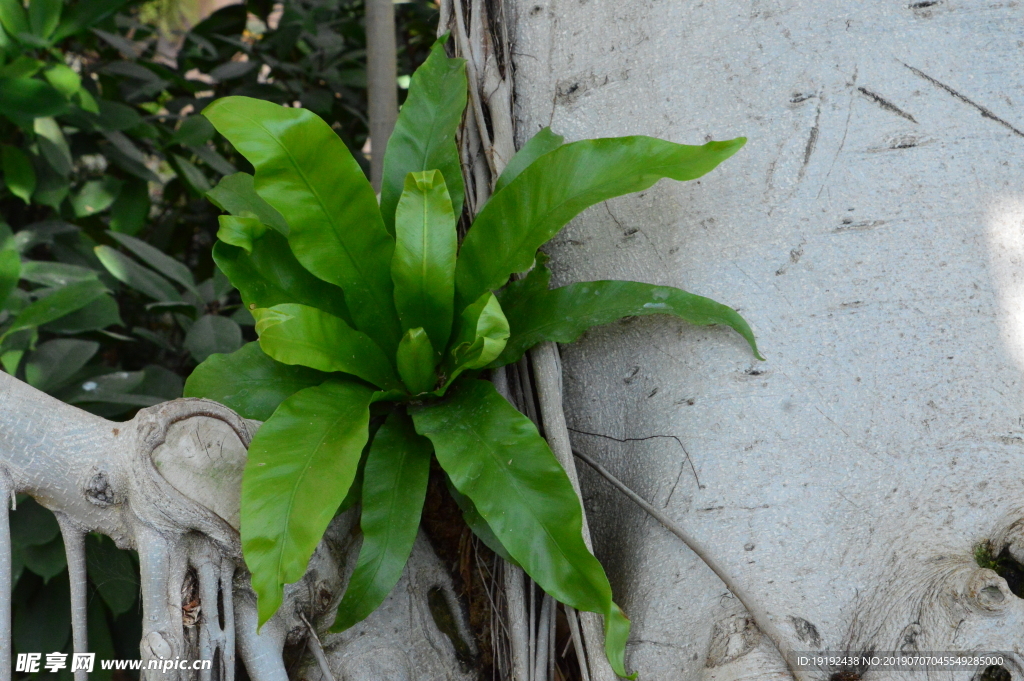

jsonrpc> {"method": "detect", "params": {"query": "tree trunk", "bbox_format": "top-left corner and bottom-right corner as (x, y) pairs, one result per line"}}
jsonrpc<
(511, 1), (1024, 679)
(366, 0), (398, 191)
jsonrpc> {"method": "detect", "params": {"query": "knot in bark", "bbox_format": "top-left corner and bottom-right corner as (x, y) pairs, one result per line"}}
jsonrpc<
(85, 470), (118, 507)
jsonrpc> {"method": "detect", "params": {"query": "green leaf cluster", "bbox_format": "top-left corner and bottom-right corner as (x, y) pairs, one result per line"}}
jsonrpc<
(187, 38), (759, 677)
(0, 0), (446, 668)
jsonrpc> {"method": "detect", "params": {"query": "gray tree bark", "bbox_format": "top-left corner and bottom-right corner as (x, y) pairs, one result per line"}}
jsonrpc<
(366, 0), (398, 191)
(511, 1), (1024, 679)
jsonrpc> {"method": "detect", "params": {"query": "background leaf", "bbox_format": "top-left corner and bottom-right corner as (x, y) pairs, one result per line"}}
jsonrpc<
(455, 136), (746, 307)
(43, 63), (80, 98)
(411, 378), (632, 678)
(108, 231), (200, 297)
(380, 40), (467, 234)
(9, 497), (60, 548)
(242, 380), (377, 624)
(24, 339), (99, 392)
(171, 153), (212, 194)
(71, 177), (123, 217)
(51, 0), (127, 42)
(184, 341), (329, 421)
(56, 370), (162, 408)
(4, 279), (108, 336)
(172, 115), (215, 146)
(13, 571), (70, 655)
(85, 534), (137, 616)
(391, 170), (456, 351)
(184, 314), (243, 363)
(0, 248), (19, 305)
(34, 117), (73, 176)
(2, 145), (36, 203)
(0, 78), (68, 120)
(0, 0), (29, 38)
(108, 177), (149, 235)
(94, 245), (181, 302)
(204, 97), (401, 353)
(331, 411), (431, 632)
(22, 535), (66, 582)
(28, 0), (61, 40)
(42, 296), (122, 334)
(20, 260), (98, 287)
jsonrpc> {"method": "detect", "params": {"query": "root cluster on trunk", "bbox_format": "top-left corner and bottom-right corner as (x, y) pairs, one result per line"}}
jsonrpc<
(0, 372), (472, 681)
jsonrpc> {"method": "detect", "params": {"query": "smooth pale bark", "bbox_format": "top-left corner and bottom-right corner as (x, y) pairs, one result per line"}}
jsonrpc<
(513, 2), (1024, 679)
(0, 373), (473, 681)
(366, 0), (398, 191)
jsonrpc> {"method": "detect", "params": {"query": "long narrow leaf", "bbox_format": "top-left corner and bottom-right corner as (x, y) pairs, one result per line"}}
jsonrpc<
(0, 0), (28, 39)
(243, 380), (377, 624)
(203, 97), (401, 353)
(213, 234), (354, 326)
(21, 261), (99, 287)
(184, 342), (329, 421)
(94, 245), (181, 302)
(51, 0), (127, 42)
(2, 145), (36, 204)
(391, 170), (456, 351)
(456, 136), (746, 307)
(445, 476), (516, 564)
(107, 232), (200, 297)
(4, 279), (108, 337)
(28, 0), (60, 40)
(254, 303), (400, 391)
(0, 248), (19, 306)
(495, 260), (762, 366)
(0, 78), (69, 120)
(331, 411), (432, 632)
(410, 379), (632, 677)
(379, 39), (466, 234)
(493, 127), (563, 194)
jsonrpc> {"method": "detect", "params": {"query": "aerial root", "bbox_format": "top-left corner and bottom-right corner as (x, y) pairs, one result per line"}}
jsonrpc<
(57, 515), (89, 681)
(0, 469), (12, 681)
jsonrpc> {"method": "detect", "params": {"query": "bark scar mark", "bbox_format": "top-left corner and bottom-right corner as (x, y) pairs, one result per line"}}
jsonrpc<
(902, 62), (1024, 138)
(567, 427), (703, 489)
(790, 616), (822, 647)
(856, 87), (918, 123)
(799, 104), (822, 181)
